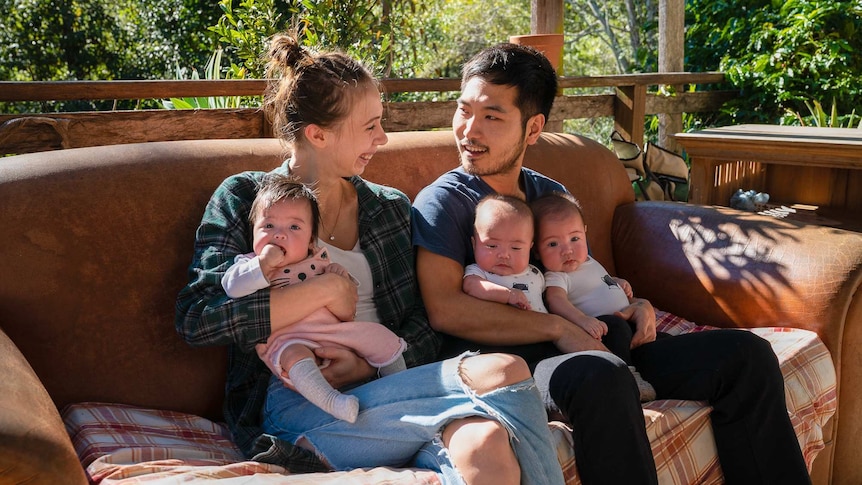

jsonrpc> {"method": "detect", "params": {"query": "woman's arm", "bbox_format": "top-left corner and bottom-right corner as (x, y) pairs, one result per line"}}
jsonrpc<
(359, 181), (441, 367)
(176, 172), (357, 351)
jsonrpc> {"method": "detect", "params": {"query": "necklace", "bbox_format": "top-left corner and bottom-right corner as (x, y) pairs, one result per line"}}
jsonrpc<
(320, 186), (345, 241)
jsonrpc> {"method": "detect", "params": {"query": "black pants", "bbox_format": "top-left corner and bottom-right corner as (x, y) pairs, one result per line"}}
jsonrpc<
(441, 328), (810, 485)
(598, 314), (635, 364)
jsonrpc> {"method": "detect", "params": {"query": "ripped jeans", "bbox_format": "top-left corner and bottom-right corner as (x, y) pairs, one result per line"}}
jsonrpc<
(262, 352), (565, 485)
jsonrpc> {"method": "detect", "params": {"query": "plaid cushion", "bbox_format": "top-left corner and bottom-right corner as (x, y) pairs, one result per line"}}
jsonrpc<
(63, 402), (441, 484)
(63, 310), (836, 485)
(551, 310), (836, 485)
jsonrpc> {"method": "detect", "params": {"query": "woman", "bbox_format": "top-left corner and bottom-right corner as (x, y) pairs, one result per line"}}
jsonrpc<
(175, 33), (564, 485)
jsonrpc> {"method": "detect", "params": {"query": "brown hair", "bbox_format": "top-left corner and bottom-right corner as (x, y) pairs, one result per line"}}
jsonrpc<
(529, 192), (583, 235)
(250, 172), (321, 242)
(262, 33), (379, 145)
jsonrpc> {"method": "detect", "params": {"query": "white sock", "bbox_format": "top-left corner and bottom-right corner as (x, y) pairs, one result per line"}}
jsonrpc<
(379, 355), (406, 377)
(628, 365), (657, 402)
(289, 358), (359, 423)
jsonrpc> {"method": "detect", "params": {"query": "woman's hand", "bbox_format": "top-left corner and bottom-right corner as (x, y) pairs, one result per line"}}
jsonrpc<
(316, 346), (375, 388)
(269, 267), (358, 332)
(615, 298), (656, 348)
(319, 271), (358, 321)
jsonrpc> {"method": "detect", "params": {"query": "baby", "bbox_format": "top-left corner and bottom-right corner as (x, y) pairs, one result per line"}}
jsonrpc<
(462, 195), (547, 313)
(531, 192), (655, 401)
(222, 173), (406, 422)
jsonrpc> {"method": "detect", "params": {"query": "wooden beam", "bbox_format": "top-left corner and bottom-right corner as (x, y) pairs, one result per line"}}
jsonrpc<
(0, 80), (268, 102)
(0, 73), (725, 103)
(0, 90), (735, 155)
(559, 72), (724, 88)
(0, 109), (267, 155)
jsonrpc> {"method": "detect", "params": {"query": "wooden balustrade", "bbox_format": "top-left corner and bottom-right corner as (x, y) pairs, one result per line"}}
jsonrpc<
(0, 73), (732, 156)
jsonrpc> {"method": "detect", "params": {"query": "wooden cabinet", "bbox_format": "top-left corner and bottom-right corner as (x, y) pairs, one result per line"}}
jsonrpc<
(674, 124), (862, 231)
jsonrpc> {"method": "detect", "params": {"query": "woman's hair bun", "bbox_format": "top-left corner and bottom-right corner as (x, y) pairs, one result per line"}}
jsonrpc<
(267, 34), (310, 74)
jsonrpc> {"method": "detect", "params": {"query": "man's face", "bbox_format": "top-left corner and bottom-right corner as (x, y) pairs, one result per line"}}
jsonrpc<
(452, 77), (530, 177)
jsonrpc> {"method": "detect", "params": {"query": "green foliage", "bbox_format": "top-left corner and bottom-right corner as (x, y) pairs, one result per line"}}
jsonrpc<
(686, 0), (862, 125)
(208, 0), (295, 79)
(786, 97), (861, 128)
(0, 0), (220, 112)
(163, 48), (252, 109)
(564, 0), (659, 75)
(299, 0), (386, 70)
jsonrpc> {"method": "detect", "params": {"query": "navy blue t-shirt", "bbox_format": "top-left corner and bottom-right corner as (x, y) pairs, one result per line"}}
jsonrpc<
(412, 166), (568, 267)
(411, 166), (569, 361)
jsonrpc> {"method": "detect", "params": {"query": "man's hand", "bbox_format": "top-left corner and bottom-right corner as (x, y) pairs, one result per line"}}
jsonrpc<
(316, 346), (375, 388)
(615, 298), (656, 348)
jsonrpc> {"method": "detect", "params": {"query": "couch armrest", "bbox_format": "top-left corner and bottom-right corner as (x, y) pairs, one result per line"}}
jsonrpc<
(0, 326), (87, 485)
(612, 201), (862, 485)
(612, 202), (861, 343)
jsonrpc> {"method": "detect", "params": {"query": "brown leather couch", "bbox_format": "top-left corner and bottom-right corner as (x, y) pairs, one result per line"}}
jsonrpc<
(1, 131), (860, 484)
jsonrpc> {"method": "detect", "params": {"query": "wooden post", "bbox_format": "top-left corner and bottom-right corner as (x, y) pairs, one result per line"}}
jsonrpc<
(531, 0), (564, 34)
(530, 0), (565, 132)
(658, 0), (685, 152)
(614, 85), (647, 148)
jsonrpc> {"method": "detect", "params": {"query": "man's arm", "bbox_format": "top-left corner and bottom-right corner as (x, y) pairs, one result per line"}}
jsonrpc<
(417, 248), (606, 353)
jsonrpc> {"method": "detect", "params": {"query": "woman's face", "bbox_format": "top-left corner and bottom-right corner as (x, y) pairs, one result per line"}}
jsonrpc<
(328, 85), (389, 177)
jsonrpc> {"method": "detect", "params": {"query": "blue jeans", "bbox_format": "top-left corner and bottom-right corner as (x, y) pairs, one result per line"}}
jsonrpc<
(262, 353), (565, 485)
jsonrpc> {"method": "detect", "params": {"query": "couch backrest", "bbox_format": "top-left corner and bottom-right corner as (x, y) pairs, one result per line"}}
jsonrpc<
(0, 131), (631, 421)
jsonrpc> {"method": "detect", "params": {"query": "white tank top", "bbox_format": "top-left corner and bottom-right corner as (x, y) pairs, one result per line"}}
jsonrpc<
(318, 239), (380, 323)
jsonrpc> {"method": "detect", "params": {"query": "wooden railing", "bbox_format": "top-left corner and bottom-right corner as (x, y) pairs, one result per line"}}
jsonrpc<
(0, 73), (732, 156)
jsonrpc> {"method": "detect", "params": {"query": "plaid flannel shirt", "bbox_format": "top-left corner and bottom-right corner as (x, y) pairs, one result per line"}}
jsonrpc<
(175, 163), (441, 471)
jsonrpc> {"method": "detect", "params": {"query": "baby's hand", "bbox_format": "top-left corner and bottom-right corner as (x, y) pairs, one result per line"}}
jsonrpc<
(325, 262), (351, 279)
(259, 244), (287, 280)
(613, 277), (634, 299)
(575, 315), (608, 340)
(507, 289), (532, 310)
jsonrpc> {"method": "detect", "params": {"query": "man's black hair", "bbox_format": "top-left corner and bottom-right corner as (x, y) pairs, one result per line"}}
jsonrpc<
(461, 43), (558, 125)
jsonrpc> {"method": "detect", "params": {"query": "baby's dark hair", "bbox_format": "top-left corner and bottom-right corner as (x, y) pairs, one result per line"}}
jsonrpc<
(475, 194), (534, 229)
(250, 172), (321, 241)
(529, 192), (584, 234)
(262, 32), (379, 145)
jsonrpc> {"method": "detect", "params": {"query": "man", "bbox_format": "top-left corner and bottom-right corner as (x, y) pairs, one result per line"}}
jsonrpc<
(411, 43), (810, 484)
